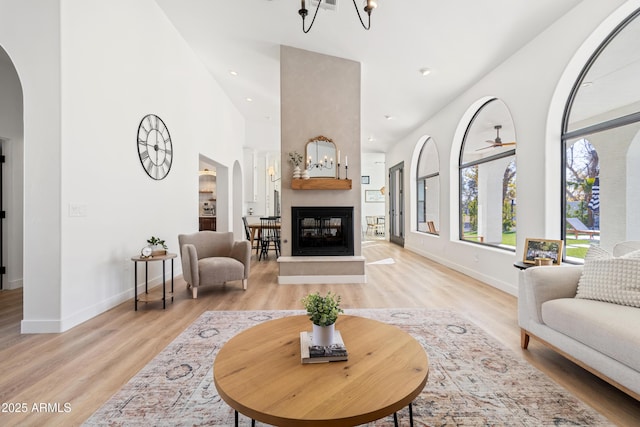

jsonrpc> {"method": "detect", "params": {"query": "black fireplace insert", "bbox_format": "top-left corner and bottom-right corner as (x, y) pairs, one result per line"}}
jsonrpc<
(291, 206), (354, 256)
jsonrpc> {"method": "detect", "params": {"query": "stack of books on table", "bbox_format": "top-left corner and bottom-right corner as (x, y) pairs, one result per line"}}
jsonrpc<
(300, 331), (348, 364)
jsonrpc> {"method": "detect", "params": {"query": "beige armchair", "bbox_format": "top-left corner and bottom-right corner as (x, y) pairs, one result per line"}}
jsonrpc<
(178, 231), (250, 298)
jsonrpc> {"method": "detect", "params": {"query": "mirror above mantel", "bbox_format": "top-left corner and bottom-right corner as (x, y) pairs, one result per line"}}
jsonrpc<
(305, 135), (337, 178)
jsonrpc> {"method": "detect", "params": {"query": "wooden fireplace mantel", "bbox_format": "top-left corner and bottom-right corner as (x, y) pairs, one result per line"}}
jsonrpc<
(291, 178), (352, 190)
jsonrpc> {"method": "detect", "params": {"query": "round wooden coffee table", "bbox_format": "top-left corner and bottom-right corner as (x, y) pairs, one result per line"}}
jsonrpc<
(214, 315), (429, 426)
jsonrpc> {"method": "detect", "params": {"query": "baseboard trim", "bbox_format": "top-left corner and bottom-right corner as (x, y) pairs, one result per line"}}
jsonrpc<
(21, 319), (63, 334)
(4, 278), (23, 290)
(405, 243), (517, 296)
(20, 274), (181, 334)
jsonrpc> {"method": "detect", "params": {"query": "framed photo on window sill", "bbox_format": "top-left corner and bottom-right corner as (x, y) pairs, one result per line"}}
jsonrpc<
(361, 176), (370, 184)
(523, 238), (563, 265)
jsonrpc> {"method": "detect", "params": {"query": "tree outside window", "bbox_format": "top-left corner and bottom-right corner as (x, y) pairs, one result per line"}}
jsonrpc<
(562, 9), (640, 260)
(459, 98), (516, 249)
(565, 139), (599, 229)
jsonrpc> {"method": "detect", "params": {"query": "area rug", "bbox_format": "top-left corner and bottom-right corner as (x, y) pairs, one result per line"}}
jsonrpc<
(84, 309), (612, 426)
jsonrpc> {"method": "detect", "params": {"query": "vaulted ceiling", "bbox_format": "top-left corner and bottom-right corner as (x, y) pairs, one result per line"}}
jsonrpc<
(157, 0), (582, 153)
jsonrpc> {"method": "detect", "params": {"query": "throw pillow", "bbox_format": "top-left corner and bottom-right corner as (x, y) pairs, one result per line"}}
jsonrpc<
(576, 245), (640, 308)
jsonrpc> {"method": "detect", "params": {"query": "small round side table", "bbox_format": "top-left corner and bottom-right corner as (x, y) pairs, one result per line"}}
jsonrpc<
(130, 252), (177, 310)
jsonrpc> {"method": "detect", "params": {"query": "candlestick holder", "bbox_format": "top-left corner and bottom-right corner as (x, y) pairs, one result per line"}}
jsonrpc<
(337, 163), (341, 179)
(345, 165), (348, 180)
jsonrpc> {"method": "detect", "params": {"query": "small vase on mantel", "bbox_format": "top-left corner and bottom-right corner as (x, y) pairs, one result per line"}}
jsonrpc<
(293, 165), (301, 179)
(301, 168), (310, 179)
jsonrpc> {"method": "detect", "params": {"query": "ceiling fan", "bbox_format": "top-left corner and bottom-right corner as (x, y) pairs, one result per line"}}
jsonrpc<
(477, 125), (516, 150)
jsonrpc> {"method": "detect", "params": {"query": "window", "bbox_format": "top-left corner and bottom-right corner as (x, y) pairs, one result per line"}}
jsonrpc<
(459, 98), (517, 249)
(562, 9), (640, 261)
(416, 138), (440, 234)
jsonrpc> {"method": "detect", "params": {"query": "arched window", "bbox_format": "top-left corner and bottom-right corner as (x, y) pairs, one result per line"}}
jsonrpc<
(562, 9), (640, 261)
(416, 137), (440, 234)
(459, 98), (517, 249)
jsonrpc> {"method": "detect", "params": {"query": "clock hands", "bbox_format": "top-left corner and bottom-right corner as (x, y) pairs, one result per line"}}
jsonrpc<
(155, 130), (160, 166)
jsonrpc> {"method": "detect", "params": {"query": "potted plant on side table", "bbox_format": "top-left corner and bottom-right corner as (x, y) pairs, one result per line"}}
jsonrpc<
(302, 291), (343, 346)
(146, 236), (168, 257)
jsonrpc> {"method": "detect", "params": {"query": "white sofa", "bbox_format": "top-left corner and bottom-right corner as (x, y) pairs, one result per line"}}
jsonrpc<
(518, 241), (640, 400)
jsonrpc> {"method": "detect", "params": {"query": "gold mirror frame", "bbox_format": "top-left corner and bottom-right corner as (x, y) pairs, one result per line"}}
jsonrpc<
(305, 136), (337, 178)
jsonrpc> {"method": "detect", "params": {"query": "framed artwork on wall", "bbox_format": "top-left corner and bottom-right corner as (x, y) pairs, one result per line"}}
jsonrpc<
(361, 176), (370, 184)
(365, 190), (384, 203)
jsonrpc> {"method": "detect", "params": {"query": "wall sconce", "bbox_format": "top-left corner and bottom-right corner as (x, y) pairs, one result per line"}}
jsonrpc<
(268, 166), (281, 182)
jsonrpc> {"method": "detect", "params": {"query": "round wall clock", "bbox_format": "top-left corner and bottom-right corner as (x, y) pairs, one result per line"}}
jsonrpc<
(137, 114), (173, 180)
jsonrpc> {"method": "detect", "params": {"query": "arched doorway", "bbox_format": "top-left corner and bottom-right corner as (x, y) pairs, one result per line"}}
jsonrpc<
(0, 45), (24, 293)
(199, 154), (230, 233)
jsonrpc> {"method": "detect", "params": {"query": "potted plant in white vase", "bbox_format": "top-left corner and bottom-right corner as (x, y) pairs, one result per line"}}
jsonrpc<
(288, 151), (303, 179)
(146, 236), (168, 256)
(302, 291), (343, 346)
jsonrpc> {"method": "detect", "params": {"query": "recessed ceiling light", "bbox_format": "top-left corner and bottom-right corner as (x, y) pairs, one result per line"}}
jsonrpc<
(419, 68), (431, 76)
(246, 97), (253, 102)
(229, 70), (238, 76)
(581, 81), (593, 87)
(368, 136), (375, 142)
(384, 115), (393, 120)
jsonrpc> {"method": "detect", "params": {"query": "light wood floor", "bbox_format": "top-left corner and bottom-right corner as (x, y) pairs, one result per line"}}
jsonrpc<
(0, 240), (638, 426)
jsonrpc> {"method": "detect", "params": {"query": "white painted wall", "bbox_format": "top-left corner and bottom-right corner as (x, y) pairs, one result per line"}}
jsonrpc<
(0, 0), (246, 332)
(386, 0), (635, 296)
(0, 0), (63, 331)
(56, 0), (244, 331)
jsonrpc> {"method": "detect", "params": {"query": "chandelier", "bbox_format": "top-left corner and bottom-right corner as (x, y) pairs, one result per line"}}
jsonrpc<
(299, 0), (378, 34)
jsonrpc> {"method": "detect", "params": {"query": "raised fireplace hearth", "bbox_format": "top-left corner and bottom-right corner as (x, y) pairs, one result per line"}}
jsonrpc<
(291, 206), (354, 256)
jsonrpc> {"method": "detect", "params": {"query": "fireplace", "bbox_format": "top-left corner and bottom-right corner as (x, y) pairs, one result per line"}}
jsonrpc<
(291, 206), (354, 256)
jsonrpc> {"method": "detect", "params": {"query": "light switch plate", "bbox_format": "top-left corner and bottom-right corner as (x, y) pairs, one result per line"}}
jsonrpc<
(69, 203), (88, 217)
